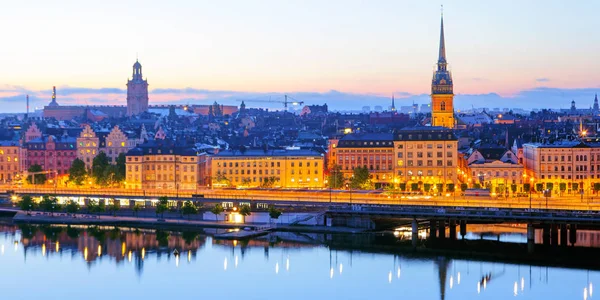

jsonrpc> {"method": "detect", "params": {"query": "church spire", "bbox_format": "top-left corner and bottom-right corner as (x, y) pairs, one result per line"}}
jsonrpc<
(437, 8), (447, 71)
(391, 94), (396, 111)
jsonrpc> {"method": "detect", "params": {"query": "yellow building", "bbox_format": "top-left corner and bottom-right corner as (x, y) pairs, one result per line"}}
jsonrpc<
(431, 14), (455, 129)
(466, 147), (524, 193)
(76, 124), (99, 171)
(210, 149), (324, 189)
(394, 127), (458, 192)
(0, 141), (21, 183)
(523, 142), (600, 194)
(125, 141), (200, 190)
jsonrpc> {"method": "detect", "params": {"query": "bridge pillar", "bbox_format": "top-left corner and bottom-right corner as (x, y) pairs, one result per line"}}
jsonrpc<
(550, 224), (559, 246)
(569, 224), (577, 246)
(459, 220), (467, 239)
(559, 224), (568, 246)
(412, 219), (418, 248)
(527, 223), (535, 254)
(438, 220), (446, 239)
(542, 225), (550, 245)
(449, 220), (457, 240)
(430, 220), (437, 239)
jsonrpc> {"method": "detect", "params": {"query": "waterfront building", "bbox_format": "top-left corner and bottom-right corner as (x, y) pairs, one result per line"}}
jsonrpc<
(466, 146), (524, 193)
(431, 14), (455, 129)
(0, 141), (21, 183)
(76, 125), (99, 171)
(523, 142), (600, 194)
(127, 60), (149, 116)
(24, 134), (77, 178)
(334, 133), (394, 187)
(125, 140), (199, 190)
(210, 149), (324, 189)
(394, 127), (458, 192)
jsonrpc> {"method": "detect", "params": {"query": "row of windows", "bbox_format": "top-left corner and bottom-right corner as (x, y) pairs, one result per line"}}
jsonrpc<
(218, 169), (281, 176)
(396, 170), (454, 177)
(397, 143), (453, 149)
(398, 152), (453, 159)
(540, 174), (594, 180)
(401, 160), (454, 167)
(30, 151), (75, 157)
(216, 161), (320, 168)
(337, 149), (393, 153)
(0, 157), (18, 162)
(127, 165), (196, 172)
(0, 149), (18, 155)
(342, 156), (393, 161)
(341, 165), (393, 171)
(473, 171), (523, 177)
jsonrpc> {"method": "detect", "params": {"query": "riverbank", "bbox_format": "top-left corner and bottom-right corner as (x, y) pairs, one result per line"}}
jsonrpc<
(11, 210), (364, 234)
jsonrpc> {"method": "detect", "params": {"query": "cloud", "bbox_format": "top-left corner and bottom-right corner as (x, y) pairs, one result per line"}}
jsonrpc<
(535, 78), (550, 82)
(0, 85), (598, 113)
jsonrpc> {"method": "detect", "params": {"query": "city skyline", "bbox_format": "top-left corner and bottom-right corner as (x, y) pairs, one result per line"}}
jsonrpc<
(1, 0), (599, 112)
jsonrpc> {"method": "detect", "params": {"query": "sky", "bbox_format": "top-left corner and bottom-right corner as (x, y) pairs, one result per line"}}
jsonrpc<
(0, 0), (599, 112)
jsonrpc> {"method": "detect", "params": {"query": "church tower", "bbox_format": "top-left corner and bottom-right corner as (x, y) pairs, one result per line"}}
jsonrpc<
(127, 60), (149, 116)
(431, 12), (454, 129)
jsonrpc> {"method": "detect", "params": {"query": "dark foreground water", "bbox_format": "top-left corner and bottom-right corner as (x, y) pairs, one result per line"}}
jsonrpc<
(0, 223), (597, 300)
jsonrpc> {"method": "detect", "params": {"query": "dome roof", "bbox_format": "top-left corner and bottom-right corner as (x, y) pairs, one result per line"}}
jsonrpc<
(133, 60), (142, 69)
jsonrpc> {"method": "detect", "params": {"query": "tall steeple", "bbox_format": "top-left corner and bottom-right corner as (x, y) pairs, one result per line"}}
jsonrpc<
(437, 10), (447, 71)
(127, 59), (149, 116)
(391, 94), (396, 112)
(594, 93), (599, 112)
(430, 7), (454, 129)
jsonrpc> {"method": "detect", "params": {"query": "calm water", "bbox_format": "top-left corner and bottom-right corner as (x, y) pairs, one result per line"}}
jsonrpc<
(0, 223), (597, 300)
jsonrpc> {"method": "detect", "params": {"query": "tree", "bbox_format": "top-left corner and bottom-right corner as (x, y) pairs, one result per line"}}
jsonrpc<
(68, 158), (87, 186)
(65, 200), (80, 215)
(87, 199), (98, 214)
(40, 195), (60, 216)
(268, 205), (282, 224)
(26, 164), (46, 185)
(214, 173), (230, 187)
(523, 183), (531, 192)
(460, 183), (468, 192)
(114, 153), (126, 183)
(98, 200), (106, 214)
(182, 200), (199, 220)
(239, 204), (251, 223)
(327, 165), (345, 189)
(92, 152), (110, 186)
(260, 176), (278, 188)
(18, 195), (36, 212)
(349, 166), (371, 189)
(133, 203), (143, 217)
(156, 196), (169, 219)
(211, 203), (224, 222)
(108, 200), (120, 216)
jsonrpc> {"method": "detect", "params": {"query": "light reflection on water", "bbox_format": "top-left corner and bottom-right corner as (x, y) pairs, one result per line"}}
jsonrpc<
(0, 224), (597, 299)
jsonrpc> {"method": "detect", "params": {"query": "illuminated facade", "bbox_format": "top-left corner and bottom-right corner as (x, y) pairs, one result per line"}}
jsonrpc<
(0, 141), (21, 183)
(125, 140), (199, 190)
(523, 142), (600, 194)
(76, 125), (99, 171)
(431, 14), (455, 129)
(334, 134), (394, 186)
(210, 150), (324, 188)
(394, 127), (458, 191)
(24, 135), (77, 178)
(103, 126), (129, 164)
(466, 147), (524, 193)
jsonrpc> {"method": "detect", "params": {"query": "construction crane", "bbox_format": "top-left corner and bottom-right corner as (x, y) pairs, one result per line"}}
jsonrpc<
(237, 95), (304, 109)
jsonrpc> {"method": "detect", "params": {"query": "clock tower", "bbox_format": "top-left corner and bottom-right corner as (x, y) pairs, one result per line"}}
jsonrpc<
(431, 13), (454, 129)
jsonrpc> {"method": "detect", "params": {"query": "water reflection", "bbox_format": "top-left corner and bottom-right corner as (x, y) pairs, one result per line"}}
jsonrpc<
(0, 224), (598, 299)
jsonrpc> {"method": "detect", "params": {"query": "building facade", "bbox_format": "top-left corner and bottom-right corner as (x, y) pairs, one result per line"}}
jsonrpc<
(334, 133), (394, 186)
(76, 125), (99, 171)
(126, 60), (149, 116)
(523, 142), (600, 194)
(431, 14), (455, 129)
(211, 150), (324, 189)
(394, 127), (459, 192)
(103, 126), (129, 164)
(466, 147), (524, 193)
(125, 140), (199, 190)
(24, 135), (77, 179)
(0, 141), (21, 183)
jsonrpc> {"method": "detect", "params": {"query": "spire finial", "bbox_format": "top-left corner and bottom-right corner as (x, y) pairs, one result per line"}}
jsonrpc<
(441, 4), (443, 17)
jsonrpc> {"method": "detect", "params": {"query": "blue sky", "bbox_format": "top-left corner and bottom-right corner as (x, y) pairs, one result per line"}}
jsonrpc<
(0, 0), (598, 112)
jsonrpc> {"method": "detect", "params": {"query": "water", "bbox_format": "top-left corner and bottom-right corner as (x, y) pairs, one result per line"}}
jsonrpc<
(0, 223), (597, 300)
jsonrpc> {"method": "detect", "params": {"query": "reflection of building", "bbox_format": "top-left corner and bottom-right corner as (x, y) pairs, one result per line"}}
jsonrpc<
(0, 141), (21, 183)
(211, 149), (325, 188)
(431, 14), (455, 129)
